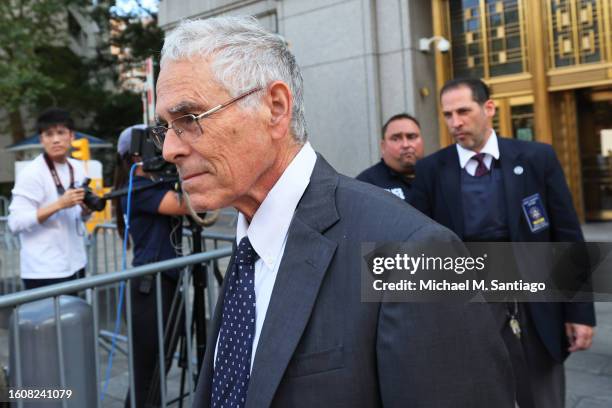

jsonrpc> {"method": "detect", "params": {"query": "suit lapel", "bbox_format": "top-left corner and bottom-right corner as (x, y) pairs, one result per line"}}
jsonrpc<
(439, 147), (465, 238)
(245, 156), (340, 408)
(498, 137), (526, 240)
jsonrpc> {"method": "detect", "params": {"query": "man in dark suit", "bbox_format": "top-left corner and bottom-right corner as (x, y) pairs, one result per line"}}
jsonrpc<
(411, 78), (596, 408)
(357, 113), (425, 202)
(155, 17), (515, 407)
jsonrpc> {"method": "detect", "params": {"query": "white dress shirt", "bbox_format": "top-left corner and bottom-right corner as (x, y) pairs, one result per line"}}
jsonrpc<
(456, 130), (500, 175)
(8, 154), (88, 279)
(215, 142), (317, 372)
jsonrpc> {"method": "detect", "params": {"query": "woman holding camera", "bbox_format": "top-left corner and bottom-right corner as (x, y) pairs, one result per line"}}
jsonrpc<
(113, 125), (190, 408)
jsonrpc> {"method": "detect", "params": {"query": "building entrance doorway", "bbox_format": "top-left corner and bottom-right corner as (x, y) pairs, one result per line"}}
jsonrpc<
(578, 87), (612, 221)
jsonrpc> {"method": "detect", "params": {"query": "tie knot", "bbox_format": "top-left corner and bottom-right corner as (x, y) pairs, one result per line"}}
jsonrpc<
(236, 236), (258, 265)
(471, 153), (489, 177)
(472, 152), (486, 164)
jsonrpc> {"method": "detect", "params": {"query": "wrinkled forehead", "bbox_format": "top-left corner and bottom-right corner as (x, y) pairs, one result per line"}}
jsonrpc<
(155, 57), (225, 121)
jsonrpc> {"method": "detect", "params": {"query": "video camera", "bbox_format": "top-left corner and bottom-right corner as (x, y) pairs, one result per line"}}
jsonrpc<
(129, 127), (177, 176)
(80, 126), (179, 211)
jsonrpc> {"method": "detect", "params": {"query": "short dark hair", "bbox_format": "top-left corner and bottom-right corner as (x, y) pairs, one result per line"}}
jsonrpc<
(440, 78), (490, 105)
(381, 113), (421, 139)
(36, 108), (74, 134)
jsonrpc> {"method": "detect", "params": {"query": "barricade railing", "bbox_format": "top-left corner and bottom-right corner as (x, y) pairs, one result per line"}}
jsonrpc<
(89, 222), (234, 277)
(0, 196), (9, 217)
(0, 210), (236, 299)
(181, 226), (234, 317)
(0, 217), (233, 329)
(0, 216), (22, 295)
(0, 246), (233, 408)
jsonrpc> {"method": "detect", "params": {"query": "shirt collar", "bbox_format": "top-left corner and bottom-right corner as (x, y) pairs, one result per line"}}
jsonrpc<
(236, 141), (317, 269)
(456, 130), (500, 169)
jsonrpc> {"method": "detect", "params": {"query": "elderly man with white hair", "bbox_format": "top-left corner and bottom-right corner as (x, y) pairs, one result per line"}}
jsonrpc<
(153, 16), (516, 408)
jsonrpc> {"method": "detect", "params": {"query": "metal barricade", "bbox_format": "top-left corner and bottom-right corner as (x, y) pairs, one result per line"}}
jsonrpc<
(0, 196), (9, 217)
(88, 223), (125, 335)
(0, 212), (236, 406)
(0, 216), (22, 299)
(0, 246), (233, 408)
(88, 222), (235, 331)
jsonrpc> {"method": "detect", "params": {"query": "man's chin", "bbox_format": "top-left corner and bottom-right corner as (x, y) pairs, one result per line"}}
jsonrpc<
(46, 151), (69, 162)
(455, 139), (473, 150)
(400, 158), (417, 167)
(182, 189), (224, 214)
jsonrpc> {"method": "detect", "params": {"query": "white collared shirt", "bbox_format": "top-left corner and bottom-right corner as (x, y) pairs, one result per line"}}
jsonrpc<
(214, 141), (317, 372)
(456, 130), (500, 175)
(8, 154), (88, 279)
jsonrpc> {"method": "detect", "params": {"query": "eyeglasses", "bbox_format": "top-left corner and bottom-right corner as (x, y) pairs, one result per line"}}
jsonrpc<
(150, 87), (262, 150)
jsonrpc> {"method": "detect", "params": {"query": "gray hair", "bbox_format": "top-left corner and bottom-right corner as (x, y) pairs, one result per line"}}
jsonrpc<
(160, 16), (307, 143)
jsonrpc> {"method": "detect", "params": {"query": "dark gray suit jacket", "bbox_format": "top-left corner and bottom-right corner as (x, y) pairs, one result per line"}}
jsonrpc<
(193, 155), (515, 407)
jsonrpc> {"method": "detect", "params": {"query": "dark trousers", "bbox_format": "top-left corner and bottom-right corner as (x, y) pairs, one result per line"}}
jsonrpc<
(125, 274), (183, 408)
(22, 268), (85, 293)
(490, 303), (565, 408)
(519, 303), (565, 408)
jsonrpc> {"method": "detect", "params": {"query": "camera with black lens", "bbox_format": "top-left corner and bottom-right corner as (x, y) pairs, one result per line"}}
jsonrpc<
(103, 127), (179, 204)
(130, 127), (177, 177)
(81, 177), (107, 211)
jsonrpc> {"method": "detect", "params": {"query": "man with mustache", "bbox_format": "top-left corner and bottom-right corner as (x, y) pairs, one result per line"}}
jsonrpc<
(154, 17), (515, 408)
(357, 113), (425, 202)
(411, 77), (596, 408)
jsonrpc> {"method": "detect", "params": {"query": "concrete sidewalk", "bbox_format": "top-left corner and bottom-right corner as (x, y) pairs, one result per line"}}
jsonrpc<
(566, 302), (612, 407)
(566, 223), (612, 407)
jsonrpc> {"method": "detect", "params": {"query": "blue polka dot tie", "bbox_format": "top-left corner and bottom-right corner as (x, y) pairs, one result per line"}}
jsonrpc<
(211, 237), (258, 408)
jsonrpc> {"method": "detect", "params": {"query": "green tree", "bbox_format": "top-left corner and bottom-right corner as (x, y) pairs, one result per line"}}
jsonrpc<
(0, 0), (86, 143)
(85, 0), (162, 138)
(109, 0), (163, 65)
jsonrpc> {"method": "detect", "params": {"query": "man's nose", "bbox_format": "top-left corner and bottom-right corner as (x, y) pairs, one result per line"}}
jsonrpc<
(450, 113), (463, 129)
(162, 129), (189, 164)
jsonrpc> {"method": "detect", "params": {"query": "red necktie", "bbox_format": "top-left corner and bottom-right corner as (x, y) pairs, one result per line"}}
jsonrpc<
(472, 153), (489, 177)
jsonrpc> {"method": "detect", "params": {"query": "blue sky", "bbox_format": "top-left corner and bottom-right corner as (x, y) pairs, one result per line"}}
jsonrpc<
(112, 0), (159, 15)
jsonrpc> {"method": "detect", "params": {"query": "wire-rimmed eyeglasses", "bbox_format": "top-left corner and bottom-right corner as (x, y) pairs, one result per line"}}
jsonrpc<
(150, 87), (262, 150)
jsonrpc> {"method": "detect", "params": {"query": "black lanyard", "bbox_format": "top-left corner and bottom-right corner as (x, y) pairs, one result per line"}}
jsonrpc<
(43, 153), (74, 195)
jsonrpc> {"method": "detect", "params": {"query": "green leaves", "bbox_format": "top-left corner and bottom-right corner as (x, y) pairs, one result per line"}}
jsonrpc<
(0, 0), (80, 117)
(0, 0), (160, 146)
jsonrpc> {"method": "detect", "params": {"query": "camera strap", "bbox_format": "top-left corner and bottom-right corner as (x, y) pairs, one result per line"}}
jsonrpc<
(43, 153), (74, 195)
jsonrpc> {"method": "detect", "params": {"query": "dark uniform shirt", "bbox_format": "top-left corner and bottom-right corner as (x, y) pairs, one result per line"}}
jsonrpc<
(121, 176), (182, 268)
(356, 159), (414, 202)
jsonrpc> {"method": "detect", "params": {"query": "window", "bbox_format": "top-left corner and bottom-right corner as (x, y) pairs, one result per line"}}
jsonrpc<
(450, 0), (527, 78)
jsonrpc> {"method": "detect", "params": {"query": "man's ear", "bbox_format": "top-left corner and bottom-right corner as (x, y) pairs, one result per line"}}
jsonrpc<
(265, 81), (293, 140)
(483, 99), (496, 118)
